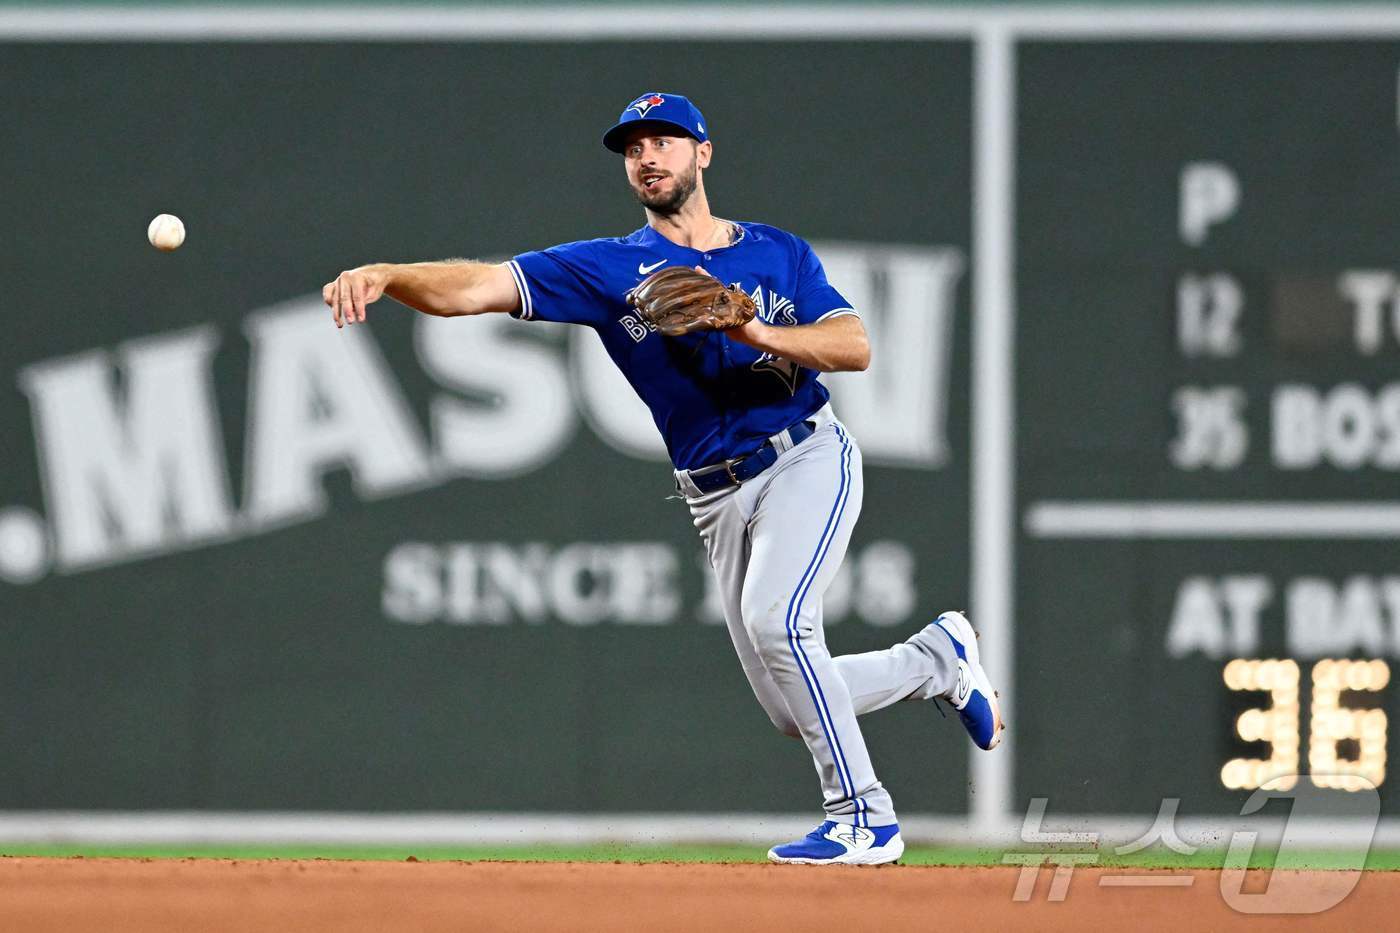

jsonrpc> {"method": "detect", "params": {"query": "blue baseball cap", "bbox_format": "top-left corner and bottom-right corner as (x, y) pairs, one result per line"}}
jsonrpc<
(602, 91), (708, 153)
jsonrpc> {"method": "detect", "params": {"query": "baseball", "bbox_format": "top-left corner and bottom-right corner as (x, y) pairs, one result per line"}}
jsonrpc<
(147, 213), (185, 252)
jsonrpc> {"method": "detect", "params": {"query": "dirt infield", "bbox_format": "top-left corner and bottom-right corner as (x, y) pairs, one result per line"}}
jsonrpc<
(0, 857), (1393, 931)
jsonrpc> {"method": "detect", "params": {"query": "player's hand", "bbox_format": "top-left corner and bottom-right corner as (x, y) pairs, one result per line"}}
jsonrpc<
(323, 265), (389, 328)
(690, 264), (767, 344)
(726, 316), (769, 347)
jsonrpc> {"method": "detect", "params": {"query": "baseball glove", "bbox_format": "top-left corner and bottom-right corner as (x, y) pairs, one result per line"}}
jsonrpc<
(628, 266), (757, 337)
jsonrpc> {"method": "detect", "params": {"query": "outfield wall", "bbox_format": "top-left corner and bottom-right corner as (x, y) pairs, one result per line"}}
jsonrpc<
(3, 5), (1399, 841)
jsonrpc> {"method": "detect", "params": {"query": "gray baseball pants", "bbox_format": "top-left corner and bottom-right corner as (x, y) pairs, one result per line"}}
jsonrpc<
(678, 406), (959, 827)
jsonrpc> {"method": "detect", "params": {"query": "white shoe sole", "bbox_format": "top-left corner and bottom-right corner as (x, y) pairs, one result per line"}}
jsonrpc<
(767, 835), (905, 865)
(938, 611), (1005, 750)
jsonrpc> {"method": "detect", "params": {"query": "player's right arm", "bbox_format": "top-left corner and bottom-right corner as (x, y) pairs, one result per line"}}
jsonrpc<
(322, 260), (519, 328)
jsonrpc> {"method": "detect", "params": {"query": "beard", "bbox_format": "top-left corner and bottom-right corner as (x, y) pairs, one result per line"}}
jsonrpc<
(632, 158), (698, 215)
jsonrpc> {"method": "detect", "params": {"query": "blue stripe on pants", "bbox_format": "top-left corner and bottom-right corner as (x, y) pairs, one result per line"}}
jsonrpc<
(784, 424), (865, 825)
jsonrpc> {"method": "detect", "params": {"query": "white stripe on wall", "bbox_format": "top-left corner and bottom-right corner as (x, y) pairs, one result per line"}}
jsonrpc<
(1026, 501), (1400, 539)
(9, 6), (1400, 42)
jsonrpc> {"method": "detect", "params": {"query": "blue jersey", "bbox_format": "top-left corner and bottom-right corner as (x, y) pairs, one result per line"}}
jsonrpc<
(507, 222), (858, 470)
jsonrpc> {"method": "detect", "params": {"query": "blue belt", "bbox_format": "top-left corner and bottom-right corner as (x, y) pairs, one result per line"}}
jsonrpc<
(682, 420), (817, 495)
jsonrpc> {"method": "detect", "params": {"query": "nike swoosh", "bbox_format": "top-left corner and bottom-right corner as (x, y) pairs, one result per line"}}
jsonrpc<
(638, 259), (667, 274)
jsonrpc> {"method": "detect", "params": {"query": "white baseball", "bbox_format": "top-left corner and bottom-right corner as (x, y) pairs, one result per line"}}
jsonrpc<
(147, 213), (186, 252)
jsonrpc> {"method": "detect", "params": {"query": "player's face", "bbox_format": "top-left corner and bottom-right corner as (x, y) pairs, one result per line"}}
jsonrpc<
(622, 133), (705, 215)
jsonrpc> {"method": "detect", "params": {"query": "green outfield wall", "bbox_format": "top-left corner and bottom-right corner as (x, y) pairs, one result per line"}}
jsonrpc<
(4, 9), (1400, 825)
(0, 38), (974, 812)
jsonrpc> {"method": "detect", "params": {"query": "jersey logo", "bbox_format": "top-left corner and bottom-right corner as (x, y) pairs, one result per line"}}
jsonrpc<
(627, 94), (665, 117)
(638, 259), (667, 274)
(619, 312), (654, 342)
(745, 283), (797, 327)
(752, 354), (800, 394)
(740, 282), (802, 394)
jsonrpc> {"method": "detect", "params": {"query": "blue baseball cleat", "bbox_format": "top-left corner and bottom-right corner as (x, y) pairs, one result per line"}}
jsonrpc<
(767, 821), (905, 865)
(933, 611), (1005, 750)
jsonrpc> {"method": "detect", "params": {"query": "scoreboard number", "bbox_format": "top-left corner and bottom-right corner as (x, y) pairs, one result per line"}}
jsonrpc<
(1169, 386), (1249, 471)
(1222, 658), (1389, 792)
(1311, 659), (1390, 792)
(1222, 659), (1300, 791)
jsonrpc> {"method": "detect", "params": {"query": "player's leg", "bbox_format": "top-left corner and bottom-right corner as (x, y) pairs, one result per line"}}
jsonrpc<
(832, 627), (960, 715)
(688, 462), (975, 739)
(739, 422), (895, 829)
(837, 612), (1005, 750)
(687, 485), (801, 739)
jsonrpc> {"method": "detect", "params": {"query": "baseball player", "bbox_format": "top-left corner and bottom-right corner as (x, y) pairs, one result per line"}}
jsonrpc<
(324, 91), (1003, 865)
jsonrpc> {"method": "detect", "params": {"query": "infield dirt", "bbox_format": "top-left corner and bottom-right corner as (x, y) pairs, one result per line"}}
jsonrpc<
(0, 857), (1392, 931)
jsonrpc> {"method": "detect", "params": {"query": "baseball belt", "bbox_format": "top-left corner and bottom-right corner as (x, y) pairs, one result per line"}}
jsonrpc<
(676, 419), (817, 496)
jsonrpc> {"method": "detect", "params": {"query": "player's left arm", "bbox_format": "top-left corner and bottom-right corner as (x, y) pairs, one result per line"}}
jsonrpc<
(726, 315), (870, 373)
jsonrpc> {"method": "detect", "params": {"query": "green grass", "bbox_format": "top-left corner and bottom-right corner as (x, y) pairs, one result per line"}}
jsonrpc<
(2, 843), (1399, 870)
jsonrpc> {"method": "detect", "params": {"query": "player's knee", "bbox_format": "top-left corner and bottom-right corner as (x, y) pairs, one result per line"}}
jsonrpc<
(740, 600), (790, 663)
(769, 712), (802, 739)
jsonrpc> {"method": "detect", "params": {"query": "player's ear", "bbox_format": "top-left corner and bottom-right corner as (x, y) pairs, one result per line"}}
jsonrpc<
(696, 139), (713, 169)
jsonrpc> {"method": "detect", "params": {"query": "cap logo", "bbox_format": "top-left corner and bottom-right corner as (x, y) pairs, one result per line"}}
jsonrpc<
(627, 93), (665, 117)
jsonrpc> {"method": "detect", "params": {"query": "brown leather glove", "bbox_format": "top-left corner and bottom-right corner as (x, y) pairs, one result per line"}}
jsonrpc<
(627, 266), (758, 337)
